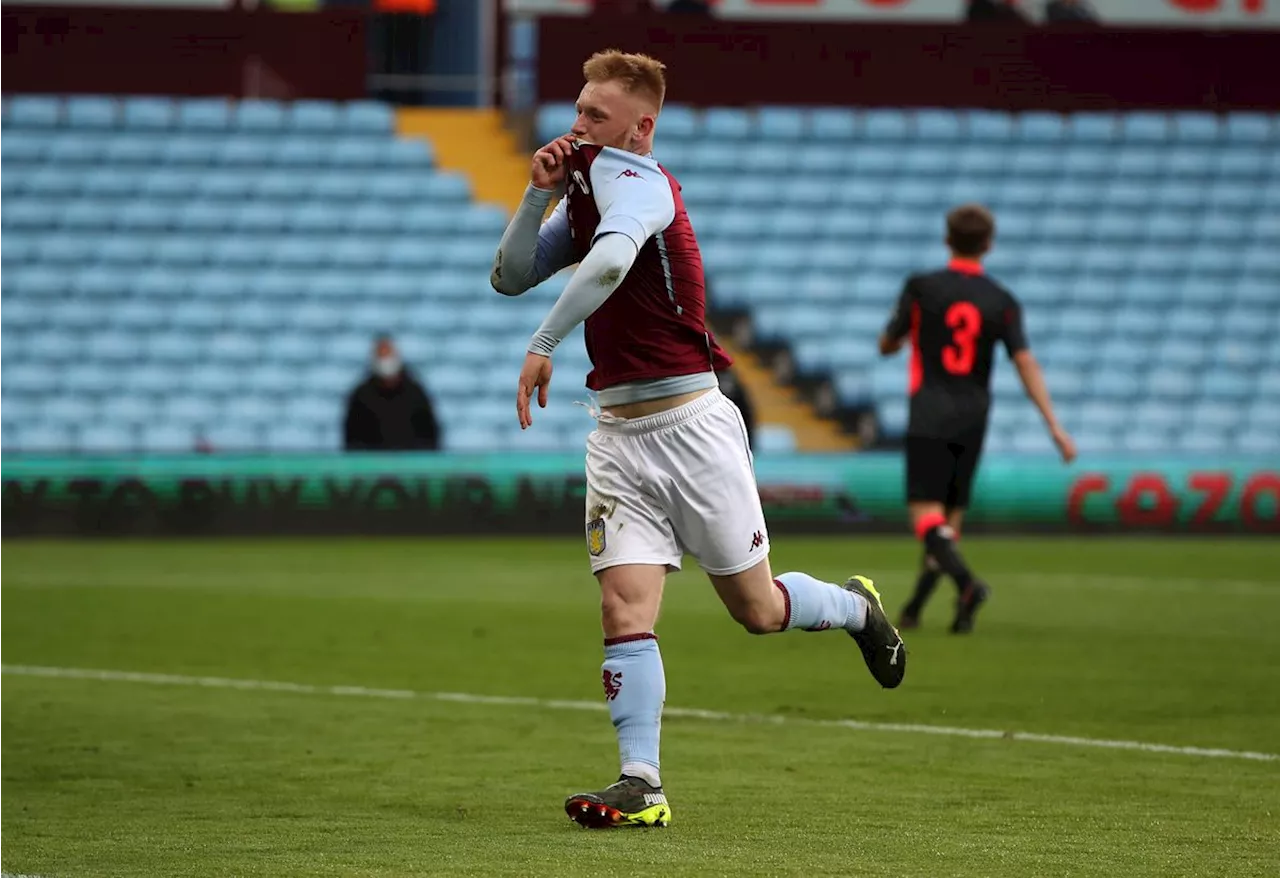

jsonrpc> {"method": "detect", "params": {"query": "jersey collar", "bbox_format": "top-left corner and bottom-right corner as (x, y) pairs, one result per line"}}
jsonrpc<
(947, 258), (985, 276)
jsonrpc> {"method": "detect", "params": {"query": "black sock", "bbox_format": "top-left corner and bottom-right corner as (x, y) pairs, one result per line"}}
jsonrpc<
(922, 524), (974, 592)
(902, 553), (942, 617)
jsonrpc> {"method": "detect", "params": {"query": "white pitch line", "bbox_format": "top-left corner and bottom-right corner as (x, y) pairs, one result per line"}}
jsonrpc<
(3, 664), (1276, 764)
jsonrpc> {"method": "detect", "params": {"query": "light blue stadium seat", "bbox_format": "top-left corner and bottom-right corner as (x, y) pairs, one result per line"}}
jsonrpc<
(139, 423), (196, 453)
(11, 422), (75, 453)
(1131, 402), (1182, 432)
(1189, 401), (1242, 432)
(202, 422), (261, 451)
(740, 143), (795, 173)
(860, 109), (910, 142)
(1170, 112), (1219, 144)
(1200, 370), (1253, 402)
(809, 107), (857, 141)
(6, 95), (61, 128)
(535, 102), (576, 143)
(40, 394), (99, 428)
(755, 106), (805, 141)
(1, 131), (48, 165)
(288, 100), (341, 133)
(65, 96), (117, 130)
(120, 97), (173, 131)
(1235, 429), (1278, 454)
(6, 200), (61, 231)
(1118, 112), (1172, 144)
(965, 110), (1014, 143)
(1224, 113), (1273, 144)
(77, 422), (138, 454)
(175, 99), (230, 130)
(1119, 428), (1174, 454)
(703, 108), (750, 140)
(233, 99), (287, 132)
(162, 135), (220, 166)
(656, 103), (696, 140)
(103, 134), (166, 166)
(755, 425), (797, 455)
(342, 101), (394, 135)
(140, 330), (199, 364)
(27, 167), (85, 199)
(1019, 111), (1066, 143)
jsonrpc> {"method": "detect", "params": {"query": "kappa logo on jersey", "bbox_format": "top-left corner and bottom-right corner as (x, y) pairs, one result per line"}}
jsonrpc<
(602, 668), (623, 701)
(749, 530), (765, 551)
(616, 169), (644, 180)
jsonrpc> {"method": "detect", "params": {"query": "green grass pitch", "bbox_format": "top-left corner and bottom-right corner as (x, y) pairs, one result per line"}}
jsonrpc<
(3, 536), (1278, 877)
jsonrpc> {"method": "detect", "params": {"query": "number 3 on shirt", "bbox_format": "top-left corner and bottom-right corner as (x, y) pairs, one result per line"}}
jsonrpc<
(943, 302), (982, 375)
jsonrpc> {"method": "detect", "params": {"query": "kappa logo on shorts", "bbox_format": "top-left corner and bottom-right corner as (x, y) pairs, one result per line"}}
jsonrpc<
(587, 518), (607, 556)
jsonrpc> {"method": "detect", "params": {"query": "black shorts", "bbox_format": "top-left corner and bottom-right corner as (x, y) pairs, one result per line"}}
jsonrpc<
(905, 430), (986, 509)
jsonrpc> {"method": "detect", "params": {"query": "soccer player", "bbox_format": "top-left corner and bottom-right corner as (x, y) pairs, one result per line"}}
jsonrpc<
(491, 50), (906, 830)
(878, 204), (1076, 634)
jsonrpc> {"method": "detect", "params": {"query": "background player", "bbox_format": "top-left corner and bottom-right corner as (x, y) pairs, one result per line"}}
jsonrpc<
(491, 50), (906, 830)
(878, 204), (1076, 633)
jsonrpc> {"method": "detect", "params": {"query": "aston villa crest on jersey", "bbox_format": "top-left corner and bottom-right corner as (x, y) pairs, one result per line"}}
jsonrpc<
(587, 517), (606, 556)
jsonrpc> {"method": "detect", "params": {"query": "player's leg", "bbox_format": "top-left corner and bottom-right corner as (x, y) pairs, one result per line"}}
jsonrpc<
(898, 546), (942, 630)
(672, 393), (905, 687)
(946, 433), (990, 634)
(567, 434), (677, 829)
(904, 436), (982, 618)
(899, 435), (958, 626)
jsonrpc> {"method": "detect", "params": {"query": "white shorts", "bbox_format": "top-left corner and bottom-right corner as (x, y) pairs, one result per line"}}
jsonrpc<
(583, 388), (770, 576)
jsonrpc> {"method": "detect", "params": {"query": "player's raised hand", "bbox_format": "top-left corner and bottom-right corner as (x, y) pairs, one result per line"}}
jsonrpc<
(517, 352), (553, 429)
(1052, 425), (1077, 464)
(531, 135), (575, 190)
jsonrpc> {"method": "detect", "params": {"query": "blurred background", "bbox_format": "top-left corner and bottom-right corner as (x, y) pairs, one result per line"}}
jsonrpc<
(2, 0), (1278, 535)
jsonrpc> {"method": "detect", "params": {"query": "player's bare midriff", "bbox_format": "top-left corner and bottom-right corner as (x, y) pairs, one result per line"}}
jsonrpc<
(601, 388), (711, 419)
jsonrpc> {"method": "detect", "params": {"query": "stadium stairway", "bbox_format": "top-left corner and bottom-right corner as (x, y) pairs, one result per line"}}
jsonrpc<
(719, 337), (857, 451)
(396, 108), (530, 212)
(396, 107), (841, 450)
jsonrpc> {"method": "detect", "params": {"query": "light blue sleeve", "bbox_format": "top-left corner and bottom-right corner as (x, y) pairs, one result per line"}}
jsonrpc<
(535, 197), (575, 282)
(587, 148), (675, 250)
(491, 185), (576, 297)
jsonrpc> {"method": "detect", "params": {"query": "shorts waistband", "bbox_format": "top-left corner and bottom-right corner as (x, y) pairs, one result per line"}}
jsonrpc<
(595, 388), (723, 435)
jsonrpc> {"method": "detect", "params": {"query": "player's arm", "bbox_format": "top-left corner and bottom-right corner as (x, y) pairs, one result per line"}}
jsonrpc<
(491, 136), (577, 297)
(1005, 302), (1077, 464)
(878, 280), (916, 356)
(515, 149), (675, 429)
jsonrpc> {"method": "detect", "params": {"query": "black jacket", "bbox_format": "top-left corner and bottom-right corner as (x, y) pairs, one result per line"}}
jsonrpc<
(343, 371), (441, 451)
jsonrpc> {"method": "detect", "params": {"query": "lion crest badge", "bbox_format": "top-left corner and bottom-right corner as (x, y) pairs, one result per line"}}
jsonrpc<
(586, 517), (606, 556)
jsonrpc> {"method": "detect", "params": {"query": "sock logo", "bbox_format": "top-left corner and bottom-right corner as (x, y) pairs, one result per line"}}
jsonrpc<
(749, 530), (765, 550)
(602, 669), (623, 701)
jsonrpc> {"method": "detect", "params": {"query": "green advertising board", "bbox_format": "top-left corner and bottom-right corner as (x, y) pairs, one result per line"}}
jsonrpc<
(2, 452), (1276, 536)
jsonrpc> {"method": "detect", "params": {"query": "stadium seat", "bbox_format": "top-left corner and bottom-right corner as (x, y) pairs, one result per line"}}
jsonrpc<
(4, 99), (1279, 456)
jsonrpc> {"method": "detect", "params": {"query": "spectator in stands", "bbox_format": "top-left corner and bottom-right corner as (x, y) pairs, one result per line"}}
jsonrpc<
(966, 0), (1031, 23)
(717, 367), (757, 452)
(1045, 0), (1098, 23)
(343, 335), (441, 451)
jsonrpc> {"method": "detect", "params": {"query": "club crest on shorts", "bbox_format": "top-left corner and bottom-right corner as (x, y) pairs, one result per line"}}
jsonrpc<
(587, 517), (607, 556)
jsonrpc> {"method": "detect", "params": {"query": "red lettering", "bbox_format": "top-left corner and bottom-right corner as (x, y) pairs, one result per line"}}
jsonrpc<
(1166, 0), (1266, 12)
(1189, 472), (1232, 526)
(1116, 474), (1179, 528)
(1067, 474), (1110, 526)
(1240, 473), (1280, 533)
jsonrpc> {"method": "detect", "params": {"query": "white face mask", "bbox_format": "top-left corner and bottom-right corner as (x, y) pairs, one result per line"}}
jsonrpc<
(374, 355), (401, 378)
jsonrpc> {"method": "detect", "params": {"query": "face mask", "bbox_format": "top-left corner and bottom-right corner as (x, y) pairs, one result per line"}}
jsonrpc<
(374, 355), (401, 378)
